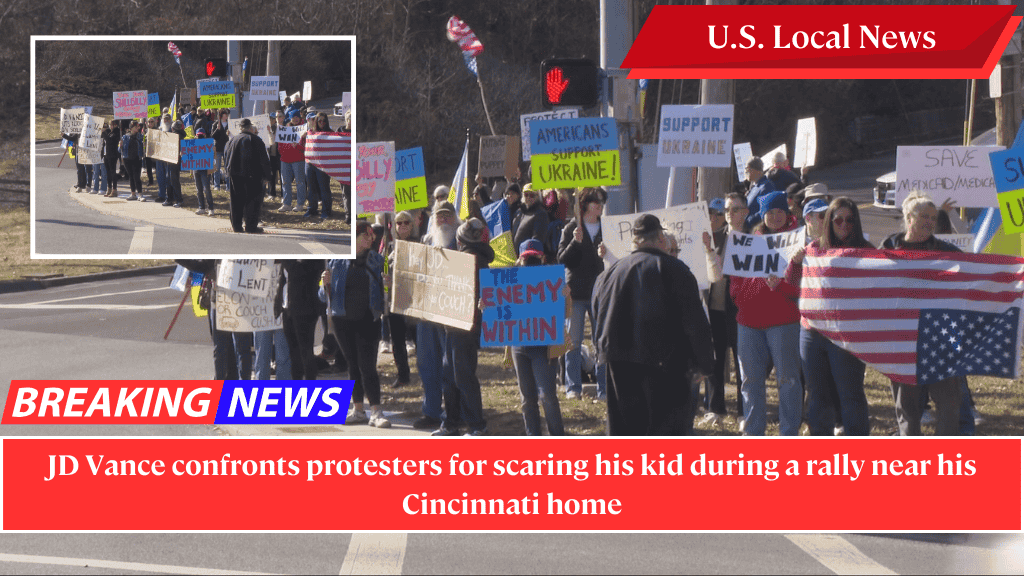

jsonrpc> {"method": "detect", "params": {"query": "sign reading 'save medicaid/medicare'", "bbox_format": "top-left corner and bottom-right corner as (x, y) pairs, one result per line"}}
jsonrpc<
(530, 117), (619, 188)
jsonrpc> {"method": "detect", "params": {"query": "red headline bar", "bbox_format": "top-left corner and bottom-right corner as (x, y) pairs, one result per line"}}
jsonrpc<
(3, 438), (1019, 531)
(622, 5), (1021, 79)
(2, 381), (222, 424)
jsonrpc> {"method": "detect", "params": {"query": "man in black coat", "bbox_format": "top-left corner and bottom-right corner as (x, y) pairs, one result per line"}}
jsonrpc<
(223, 118), (271, 233)
(592, 214), (715, 436)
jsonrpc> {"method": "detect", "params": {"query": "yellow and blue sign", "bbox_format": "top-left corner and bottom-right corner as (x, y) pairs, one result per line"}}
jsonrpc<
(395, 147), (427, 212)
(147, 93), (160, 118)
(529, 117), (620, 188)
(988, 147), (1024, 234)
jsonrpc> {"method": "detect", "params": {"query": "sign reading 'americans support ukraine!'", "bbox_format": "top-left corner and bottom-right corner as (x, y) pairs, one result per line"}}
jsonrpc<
(529, 117), (620, 188)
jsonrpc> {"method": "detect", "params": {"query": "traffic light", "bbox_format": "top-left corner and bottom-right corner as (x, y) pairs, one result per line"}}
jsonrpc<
(541, 58), (599, 108)
(205, 58), (228, 78)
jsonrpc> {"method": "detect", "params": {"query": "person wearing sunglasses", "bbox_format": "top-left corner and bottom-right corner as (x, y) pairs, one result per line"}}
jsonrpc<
(788, 197), (873, 436)
(512, 183), (550, 259)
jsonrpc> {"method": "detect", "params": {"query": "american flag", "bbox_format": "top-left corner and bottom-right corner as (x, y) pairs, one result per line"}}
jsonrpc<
(446, 16), (484, 57)
(167, 42), (182, 65)
(304, 132), (351, 185)
(800, 247), (1024, 385)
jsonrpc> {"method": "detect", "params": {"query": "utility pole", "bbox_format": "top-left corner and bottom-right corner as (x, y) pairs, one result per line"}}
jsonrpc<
(600, 0), (638, 216)
(228, 40), (241, 119)
(265, 40), (280, 117)
(995, 0), (1022, 148)
(698, 0), (736, 203)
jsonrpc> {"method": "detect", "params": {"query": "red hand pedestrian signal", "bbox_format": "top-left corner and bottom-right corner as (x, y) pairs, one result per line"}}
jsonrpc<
(545, 67), (570, 105)
(207, 61), (216, 76)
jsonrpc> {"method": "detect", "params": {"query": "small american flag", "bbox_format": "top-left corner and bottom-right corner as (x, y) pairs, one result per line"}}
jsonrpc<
(446, 16), (483, 57)
(800, 247), (1024, 385)
(167, 42), (182, 65)
(305, 132), (351, 185)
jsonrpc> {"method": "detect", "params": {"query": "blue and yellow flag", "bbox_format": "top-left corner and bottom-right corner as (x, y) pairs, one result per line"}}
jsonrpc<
(448, 138), (471, 221)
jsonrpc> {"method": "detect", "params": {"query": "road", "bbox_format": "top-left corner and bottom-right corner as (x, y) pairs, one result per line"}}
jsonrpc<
(33, 141), (352, 257)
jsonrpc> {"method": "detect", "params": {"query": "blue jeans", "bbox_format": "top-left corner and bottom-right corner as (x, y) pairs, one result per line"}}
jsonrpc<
(155, 160), (168, 200)
(194, 171), (213, 210)
(304, 163), (330, 216)
(737, 322), (802, 435)
(91, 163), (107, 193)
(280, 160), (306, 207)
(800, 327), (870, 436)
(209, 308), (253, 380)
(254, 329), (291, 380)
(512, 346), (564, 435)
(443, 328), (486, 432)
(565, 300), (606, 395)
(213, 151), (229, 190)
(416, 321), (451, 420)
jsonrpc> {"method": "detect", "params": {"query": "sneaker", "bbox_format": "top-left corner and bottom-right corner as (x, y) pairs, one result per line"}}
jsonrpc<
(369, 408), (391, 428)
(737, 417), (746, 434)
(138, 197), (148, 202)
(698, 412), (722, 427)
(464, 427), (488, 437)
(291, 206), (301, 212)
(379, 341), (392, 354)
(413, 416), (442, 430)
(162, 202), (173, 207)
(206, 209), (214, 215)
(431, 425), (461, 436)
(172, 203), (182, 208)
(565, 390), (580, 400)
(406, 343), (416, 355)
(196, 208), (207, 215)
(592, 392), (607, 404)
(972, 407), (984, 426)
(834, 425), (845, 436)
(345, 408), (369, 425)
(920, 409), (937, 426)
(127, 195), (138, 201)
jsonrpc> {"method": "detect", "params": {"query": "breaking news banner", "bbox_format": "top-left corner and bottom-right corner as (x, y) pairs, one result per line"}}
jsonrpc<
(1, 438), (1019, 530)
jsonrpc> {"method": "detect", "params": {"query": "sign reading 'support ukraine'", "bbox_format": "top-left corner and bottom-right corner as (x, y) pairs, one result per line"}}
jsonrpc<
(530, 117), (620, 188)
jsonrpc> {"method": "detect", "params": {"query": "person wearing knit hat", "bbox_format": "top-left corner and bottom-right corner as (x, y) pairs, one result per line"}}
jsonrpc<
(744, 156), (777, 229)
(757, 190), (789, 220)
(456, 217), (487, 247)
(192, 125), (215, 215)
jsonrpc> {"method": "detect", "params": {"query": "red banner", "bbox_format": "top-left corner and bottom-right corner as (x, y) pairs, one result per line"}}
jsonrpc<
(622, 5), (1021, 79)
(4, 438), (1020, 531)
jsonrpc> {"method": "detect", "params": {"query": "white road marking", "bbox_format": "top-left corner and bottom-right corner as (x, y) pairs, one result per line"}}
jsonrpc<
(35, 153), (63, 156)
(27, 287), (170, 305)
(0, 303), (177, 310)
(128, 226), (155, 254)
(786, 534), (897, 575)
(300, 241), (334, 254)
(339, 533), (407, 575)
(0, 553), (277, 575)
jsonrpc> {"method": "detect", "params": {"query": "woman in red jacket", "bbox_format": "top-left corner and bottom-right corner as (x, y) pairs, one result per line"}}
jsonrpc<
(729, 191), (803, 435)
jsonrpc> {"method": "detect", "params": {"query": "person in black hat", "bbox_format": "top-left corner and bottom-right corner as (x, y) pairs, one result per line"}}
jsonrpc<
(591, 214), (715, 435)
(223, 117), (271, 233)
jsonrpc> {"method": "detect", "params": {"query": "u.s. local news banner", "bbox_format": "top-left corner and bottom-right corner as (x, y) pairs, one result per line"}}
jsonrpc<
(7, 5), (1024, 533)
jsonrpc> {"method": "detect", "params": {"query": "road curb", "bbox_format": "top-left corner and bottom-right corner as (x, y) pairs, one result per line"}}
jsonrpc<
(0, 265), (177, 294)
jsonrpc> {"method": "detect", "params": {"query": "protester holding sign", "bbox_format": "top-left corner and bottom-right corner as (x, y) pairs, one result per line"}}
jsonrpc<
(100, 120), (121, 198)
(118, 121), (145, 201)
(512, 184), (550, 258)
(162, 120), (186, 207)
(322, 222), (391, 428)
(707, 192), (749, 419)
(385, 211), (418, 389)
(304, 112), (336, 219)
(557, 186), (608, 401)
(277, 114), (308, 212)
(729, 190), (803, 436)
(211, 110), (231, 191)
(192, 127), (215, 215)
(787, 197), (873, 436)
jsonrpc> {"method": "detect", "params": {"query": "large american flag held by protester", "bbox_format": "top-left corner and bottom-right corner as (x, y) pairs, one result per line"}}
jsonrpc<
(800, 247), (1024, 385)
(168, 42), (182, 65)
(304, 132), (351, 185)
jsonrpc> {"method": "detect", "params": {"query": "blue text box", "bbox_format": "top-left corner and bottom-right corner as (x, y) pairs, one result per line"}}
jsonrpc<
(988, 148), (1024, 194)
(198, 80), (235, 97)
(214, 381), (354, 424)
(395, 147), (424, 181)
(529, 117), (617, 156)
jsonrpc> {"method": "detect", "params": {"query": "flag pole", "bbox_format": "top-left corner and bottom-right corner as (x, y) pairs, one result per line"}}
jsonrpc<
(476, 64), (496, 136)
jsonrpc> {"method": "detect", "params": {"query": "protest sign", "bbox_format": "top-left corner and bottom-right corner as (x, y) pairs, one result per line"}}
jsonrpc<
(391, 240), (476, 331)
(279, 91), (288, 106)
(201, 94), (236, 109)
(520, 109), (578, 161)
(249, 76), (279, 100)
(794, 117), (817, 169)
(478, 265), (566, 347)
(986, 147), (1024, 233)
(657, 104), (735, 168)
(334, 92), (351, 119)
(601, 202), (714, 290)
(733, 142), (752, 183)
(146, 129), (179, 164)
(723, 228), (806, 278)
(180, 88), (195, 107)
(198, 80), (234, 97)
(214, 288), (282, 333)
(112, 90), (148, 119)
(760, 143), (787, 170)
(275, 124), (306, 144)
(530, 117), (620, 188)
(897, 145), (1003, 208)
(478, 135), (519, 180)
(147, 93), (160, 118)
(59, 107), (86, 136)
(229, 114), (271, 150)
(355, 141), (396, 213)
(215, 259), (277, 298)
(180, 138), (215, 171)
(936, 233), (977, 252)
(303, 81), (312, 102)
(395, 147), (428, 212)
(77, 114), (104, 165)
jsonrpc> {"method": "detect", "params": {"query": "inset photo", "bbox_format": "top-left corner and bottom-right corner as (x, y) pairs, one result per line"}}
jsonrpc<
(32, 36), (354, 257)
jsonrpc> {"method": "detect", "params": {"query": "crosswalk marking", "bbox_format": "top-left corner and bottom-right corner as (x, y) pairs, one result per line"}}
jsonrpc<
(300, 241), (334, 254)
(128, 226), (155, 254)
(786, 534), (897, 575)
(339, 533), (407, 575)
(0, 553), (277, 575)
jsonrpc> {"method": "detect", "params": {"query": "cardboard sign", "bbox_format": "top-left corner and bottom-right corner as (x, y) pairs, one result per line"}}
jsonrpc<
(147, 93), (160, 118)
(77, 114), (105, 165)
(601, 202), (714, 290)
(395, 147), (428, 212)
(201, 94), (236, 109)
(249, 76), (279, 100)
(733, 142), (752, 183)
(113, 90), (148, 119)
(478, 135), (519, 180)
(935, 233), (977, 252)
(896, 145), (1003, 208)
(180, 138), (215, 171)
(216, 259), (277, 298)
(198, 80), (234, 97)
(303, 81), (312, 102)
(59, 107), (87, 135)
(520, 109), (579, 161)
(229, 114), (272, 151)
(146, 129), (179, 163)
(214, 288), (282, 333)
(723, 228), (807, 278)
(478, 265), (566, 347)
(794, 117), (817, 169)
(657, 104), (735, 168)
(391, 240), (476, 331)
(530, 117), (620, 188)
(355, 141), (396, 214)
(275, 124), (306, 144)
(180, 88), (196, 107)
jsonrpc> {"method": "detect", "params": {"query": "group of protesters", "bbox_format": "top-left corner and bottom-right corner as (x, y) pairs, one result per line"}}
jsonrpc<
(62, 95), (350, 234)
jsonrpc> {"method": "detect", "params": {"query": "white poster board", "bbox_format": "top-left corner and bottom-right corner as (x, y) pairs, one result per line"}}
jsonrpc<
(895, 145), (1003, 208)
(59, 107), (87, 135)
(733, 142), (752, 183)
(657, 104), (735, 169)
(302, 81), (312, 102)
(249, 76), (279, 100)
(77, 114), (105, 165)
(723, 228), (806, 278)
(520, 109), (579, 161)
(935, 233), (977, 253)
(275, 124), (307, 144)
(600, 202), (714, 290)
(216, 259), (278, 297)
(794, 117), (817, 169)
(229, 114), (272, 151)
